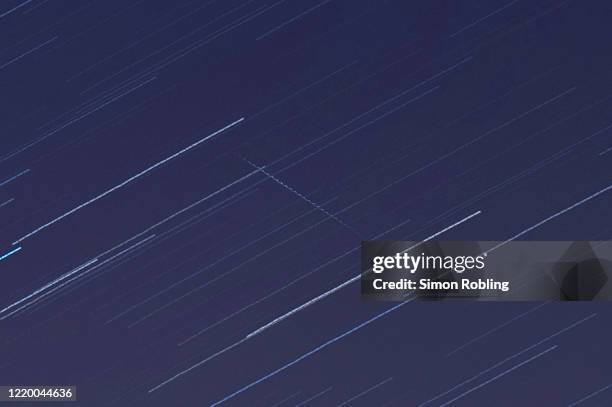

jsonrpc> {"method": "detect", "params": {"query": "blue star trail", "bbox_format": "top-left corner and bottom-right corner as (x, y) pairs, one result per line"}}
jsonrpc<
(1, 1), (611, 406)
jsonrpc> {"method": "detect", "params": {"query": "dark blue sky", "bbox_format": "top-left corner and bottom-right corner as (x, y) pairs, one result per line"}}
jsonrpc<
(1, 0), (612, 405)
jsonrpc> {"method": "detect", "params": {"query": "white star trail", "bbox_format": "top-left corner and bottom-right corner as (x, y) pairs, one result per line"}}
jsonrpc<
(256, 0), (334, 40)
(209, 301), (413, 406)
(450, 0), (520, 37)
(0, 0), (33, 19)
(0, 247), (22, 263)
(336, 377), (393, 407)
(0, 36), (58, 71)
(177, 217), (410, 346)
(437, 346), (557, 407)
(445, 302), (549, 356)
(2, 3), (610, 406)
(12, 117), (244, 245)
(599, 145), (612, 156)
(0, 198), (15, 207)
(418, 313), (597, 406)
(246, 210), (481, 339)
(568, 383), (612, 406)
(2, 236), (155, 319)
(294, 386), (333, 406)
(0, 169), (30, 187)
(485, 183), (612, 254)
(0, 258), (98, 317)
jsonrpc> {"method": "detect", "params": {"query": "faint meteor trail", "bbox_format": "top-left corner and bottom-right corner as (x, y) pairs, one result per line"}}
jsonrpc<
(336, 377), (393, 407)
(66, 0), (222, 82)
(82, 1), (269, 96)
(0, 136), (48, 165)
(438, 346), (558, 407)
(6, 77), (159, 161)
(12, 117), (244, 245)
(250, 60), (359, 120)
(22, 0), (48, 14)
(295, 386), (333, 406)
(486, 183), (612, 254)
(354, 87), (576, 204)
(256, 0), (334, 40)
(209, 301), (413, 406)
(246, 210), (482, 339)
(51, 73), (156, 129)
(0, 198), (15, 207)
(0, 36), (58, 71)
(266, 64), (457, 169)
(446, 302), (549, 356)
(273, 86), (440, 176)
(0, 0), (33, 19)
(133, 3), (276, 79)
(450, 0), (520, 37)
(568, 383), (612, 406)
(429, 105), (612, 226)
(418, 313), (597, 406)
(268, 391), (301, 407)
(600, 145), (612, 156)
(148, 336), (249, 393)
(250, 53), (466, 147)
(0, 247), (21, 262)
(41, 75), (157, 139)
(0, 169), (30, 187)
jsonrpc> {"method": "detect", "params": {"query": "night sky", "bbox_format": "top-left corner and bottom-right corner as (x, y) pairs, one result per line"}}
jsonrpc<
(1, 0), (612, 406)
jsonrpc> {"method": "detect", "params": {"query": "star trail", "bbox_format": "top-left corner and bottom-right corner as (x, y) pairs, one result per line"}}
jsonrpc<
(1, 0), (611, 406)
